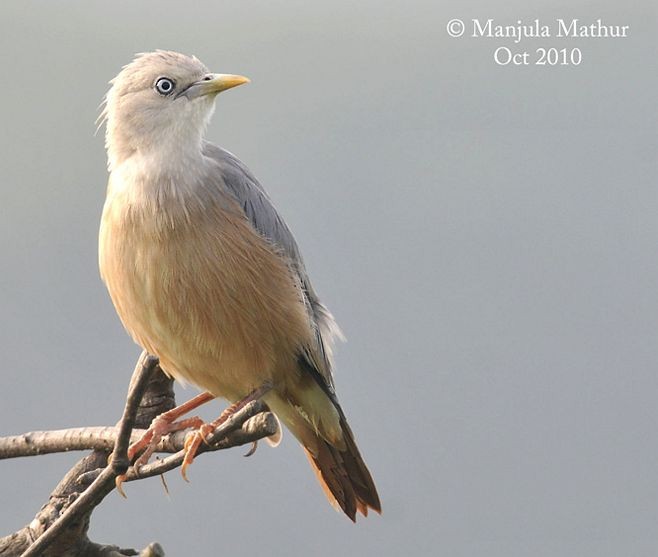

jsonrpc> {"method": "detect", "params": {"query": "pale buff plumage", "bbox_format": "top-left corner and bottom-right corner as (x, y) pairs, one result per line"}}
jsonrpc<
(99, 51), (380, 520)
(100, 169), (312, 401)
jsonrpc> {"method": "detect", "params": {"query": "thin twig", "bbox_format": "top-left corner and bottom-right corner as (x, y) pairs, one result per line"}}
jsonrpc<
(0, 409), (276, 459)
(68, 411), (278, 487)
(126, 403), (276, 481)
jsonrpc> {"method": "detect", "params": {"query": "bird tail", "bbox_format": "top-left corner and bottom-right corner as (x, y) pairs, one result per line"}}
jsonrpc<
(265, 389), (381, 521)
(302, 416), (382, 521)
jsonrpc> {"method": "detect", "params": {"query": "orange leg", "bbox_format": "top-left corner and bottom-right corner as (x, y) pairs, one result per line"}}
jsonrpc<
(181, 382), (273, 481)
(115, 391), (215, 495)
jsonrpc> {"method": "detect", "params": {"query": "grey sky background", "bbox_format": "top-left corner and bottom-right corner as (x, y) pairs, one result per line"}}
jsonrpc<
(0, 1), (656, 555)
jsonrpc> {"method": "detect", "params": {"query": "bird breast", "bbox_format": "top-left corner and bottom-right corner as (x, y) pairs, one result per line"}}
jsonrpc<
(99, 169), (314, 399)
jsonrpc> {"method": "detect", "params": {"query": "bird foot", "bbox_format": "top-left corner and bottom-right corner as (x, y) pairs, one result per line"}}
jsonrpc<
(115, 414), (205, 495)
(113, 391), (216, 496)
(179, 382), (274, 481)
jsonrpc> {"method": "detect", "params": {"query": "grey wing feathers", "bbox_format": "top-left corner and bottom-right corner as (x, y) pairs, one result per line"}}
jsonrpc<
(202, 141), (343, 389)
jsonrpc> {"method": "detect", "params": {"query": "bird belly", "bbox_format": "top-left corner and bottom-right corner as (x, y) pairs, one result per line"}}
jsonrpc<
(99, 191), (314, 401)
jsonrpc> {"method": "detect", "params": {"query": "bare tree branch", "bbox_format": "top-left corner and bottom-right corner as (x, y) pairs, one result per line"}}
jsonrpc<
(18, 351), (159, 557)
(0, 409), (276, 460)
(68, 409), (277, 490)
(0, 427), (125, 459)
(0, 352), (278, 557)
(125, 402), (275, 482)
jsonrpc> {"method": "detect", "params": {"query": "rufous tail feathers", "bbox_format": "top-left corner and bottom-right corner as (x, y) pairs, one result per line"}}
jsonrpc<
(302, 416), (381, 521)
(265, 390), (381, 521)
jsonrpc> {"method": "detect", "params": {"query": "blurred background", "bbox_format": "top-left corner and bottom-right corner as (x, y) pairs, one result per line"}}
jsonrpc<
(0, 1), (656, 555)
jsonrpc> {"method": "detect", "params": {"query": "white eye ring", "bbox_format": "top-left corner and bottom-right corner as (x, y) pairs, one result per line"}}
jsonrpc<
(155, 77), (175, 96)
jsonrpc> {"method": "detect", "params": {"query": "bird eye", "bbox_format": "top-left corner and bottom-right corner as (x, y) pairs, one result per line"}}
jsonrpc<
(154, 77), (175, 96)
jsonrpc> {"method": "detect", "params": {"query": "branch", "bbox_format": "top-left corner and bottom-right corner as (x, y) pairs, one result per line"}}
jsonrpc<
(0, 427), (126, 459)
(124, 401), (275, 482)
(0, 408), (277, 460)
(70, 407), (277, 487)
(0, 352), (278, 557)
(18, 351), (158, 557)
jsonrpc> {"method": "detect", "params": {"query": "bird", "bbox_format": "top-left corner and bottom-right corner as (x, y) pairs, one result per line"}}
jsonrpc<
(98, 50), (381, 521)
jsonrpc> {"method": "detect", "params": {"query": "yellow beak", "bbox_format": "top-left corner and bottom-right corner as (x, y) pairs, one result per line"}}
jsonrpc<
(197, 73), (250, 95)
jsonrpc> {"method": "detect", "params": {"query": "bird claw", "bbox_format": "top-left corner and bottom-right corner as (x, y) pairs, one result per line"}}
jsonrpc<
(115, 473), (128, 498)
(181, 423), (215, 481)
(243, 440), (258, 457)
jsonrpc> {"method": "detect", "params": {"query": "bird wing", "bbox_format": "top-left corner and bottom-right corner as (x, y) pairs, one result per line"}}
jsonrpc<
(202, 141), (343, 391)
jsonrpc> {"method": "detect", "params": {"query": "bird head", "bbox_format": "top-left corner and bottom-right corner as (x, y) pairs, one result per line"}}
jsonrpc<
(100, 50), (249, 170)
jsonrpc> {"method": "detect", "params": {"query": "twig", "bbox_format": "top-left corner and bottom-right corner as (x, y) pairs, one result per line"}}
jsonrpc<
(126, 402), (275, 481)
(0, 409), (276, 460)
(69, 410), (277, 487)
